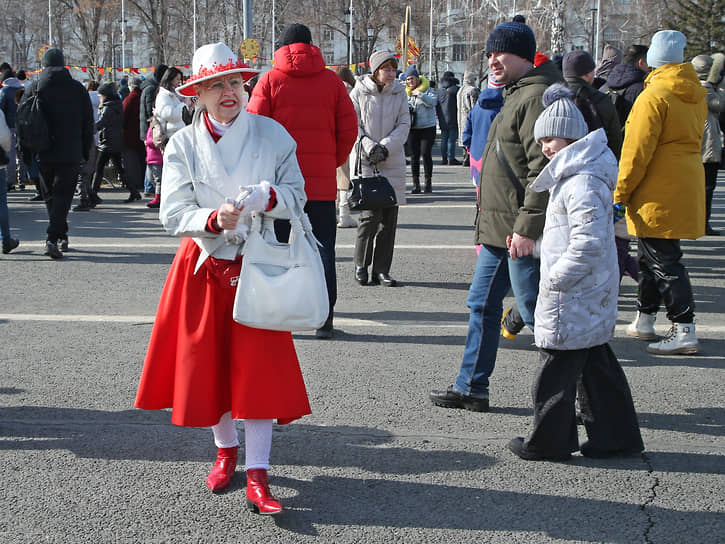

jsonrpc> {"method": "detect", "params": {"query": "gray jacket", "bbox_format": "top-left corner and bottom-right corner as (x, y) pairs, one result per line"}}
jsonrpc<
(700, 81), (725, 163)
(530, 129), (619, 350)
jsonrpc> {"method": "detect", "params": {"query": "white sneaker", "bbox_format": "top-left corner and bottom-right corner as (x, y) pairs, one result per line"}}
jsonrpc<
(647, 323), (699, 355)
(337, 208), (357, 228)
(626, 312), (657, 341)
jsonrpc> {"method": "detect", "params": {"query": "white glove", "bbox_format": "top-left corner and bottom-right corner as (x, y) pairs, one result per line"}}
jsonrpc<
(237, 180), (271, 217)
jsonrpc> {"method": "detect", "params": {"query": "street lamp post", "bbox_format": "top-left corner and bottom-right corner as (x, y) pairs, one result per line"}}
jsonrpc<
(344, 9), (350, 66)
(367, 25), (374, 60)
(347, 0), (353, 66)
(590, 0), (597, 57)
(121, 0), (126, 71)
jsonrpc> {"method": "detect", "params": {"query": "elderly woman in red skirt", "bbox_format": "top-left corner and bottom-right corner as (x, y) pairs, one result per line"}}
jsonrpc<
(135, 43), (310, 515)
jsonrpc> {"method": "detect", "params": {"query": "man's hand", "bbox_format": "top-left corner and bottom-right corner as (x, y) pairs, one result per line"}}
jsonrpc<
(507, 233), (535, 260)
(217, 202), (241, 230)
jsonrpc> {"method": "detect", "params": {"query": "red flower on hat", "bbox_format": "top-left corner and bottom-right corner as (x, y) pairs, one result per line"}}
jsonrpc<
(185, 59), (252, 85)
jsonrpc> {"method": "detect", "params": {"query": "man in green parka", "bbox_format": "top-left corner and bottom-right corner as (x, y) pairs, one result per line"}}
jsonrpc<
(430, 21), (563, 411)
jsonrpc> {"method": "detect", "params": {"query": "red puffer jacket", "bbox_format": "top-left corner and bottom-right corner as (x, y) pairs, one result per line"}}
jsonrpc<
(247, 43), (358, 201)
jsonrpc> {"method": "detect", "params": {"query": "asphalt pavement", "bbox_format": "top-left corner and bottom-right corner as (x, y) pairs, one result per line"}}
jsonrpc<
(1, 163), (724, 543)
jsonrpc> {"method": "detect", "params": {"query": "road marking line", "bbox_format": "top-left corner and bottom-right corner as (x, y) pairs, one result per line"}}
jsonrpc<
(14, 242), (478, 250)
(2, 314), (725, 336)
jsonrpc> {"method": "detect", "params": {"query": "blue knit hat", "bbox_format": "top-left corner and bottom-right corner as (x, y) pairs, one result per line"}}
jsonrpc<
(485, 22), (536, 63)
(647, 30), (686, 69)
(404, 65), (419, 78)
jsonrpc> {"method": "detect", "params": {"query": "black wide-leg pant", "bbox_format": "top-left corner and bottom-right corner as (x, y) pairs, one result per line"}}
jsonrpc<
(524, 344), (644, 457)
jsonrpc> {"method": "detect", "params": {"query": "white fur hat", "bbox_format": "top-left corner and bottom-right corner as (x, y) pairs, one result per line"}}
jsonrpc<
(176, 42), (260, 97)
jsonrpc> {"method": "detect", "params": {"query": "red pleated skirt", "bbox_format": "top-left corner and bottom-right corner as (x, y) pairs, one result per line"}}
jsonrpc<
(135, 238), (311, 427)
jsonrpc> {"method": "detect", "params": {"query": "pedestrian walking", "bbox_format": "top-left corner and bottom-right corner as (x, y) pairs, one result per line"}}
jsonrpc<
(405, 65), (437, 193)
(135, 42), (310, 516)
(618, 30), (707, 355)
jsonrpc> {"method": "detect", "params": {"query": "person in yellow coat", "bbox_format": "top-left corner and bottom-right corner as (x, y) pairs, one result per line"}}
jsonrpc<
(614, 30), (706, 355)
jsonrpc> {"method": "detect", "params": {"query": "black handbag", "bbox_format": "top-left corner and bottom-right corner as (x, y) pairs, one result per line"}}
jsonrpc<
(348, 140), (397, 211)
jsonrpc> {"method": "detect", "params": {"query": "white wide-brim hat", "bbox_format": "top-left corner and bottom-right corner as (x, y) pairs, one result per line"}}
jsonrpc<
(176, 42), (260, 97)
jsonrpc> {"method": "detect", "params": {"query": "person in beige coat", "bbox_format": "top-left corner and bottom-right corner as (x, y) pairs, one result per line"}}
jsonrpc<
(349, 50), (410, 286)
(691, 53), (725, 235)
(335, 66), (358, 228)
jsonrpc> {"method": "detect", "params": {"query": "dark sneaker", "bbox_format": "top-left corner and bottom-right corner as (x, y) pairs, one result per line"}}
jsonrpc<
(59, 238), (69, 252)
(73, 201), (92, 211)
(44, 241), (63, 259)
(429, 386), (489, 412)
(508, 437), (571, 462)
(2, 238), (19, 254)
(29, 193), (44, 202)
(448, 158), (462, 165)
(501, 307), (525, 340)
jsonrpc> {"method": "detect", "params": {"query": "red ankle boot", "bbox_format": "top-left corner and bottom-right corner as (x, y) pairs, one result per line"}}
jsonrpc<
(206, 446), (238, 491)
(246, 469), (283, 515)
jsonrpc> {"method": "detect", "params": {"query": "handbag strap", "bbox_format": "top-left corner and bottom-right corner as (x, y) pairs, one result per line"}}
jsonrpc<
(249, 186), (322, 248)
(355, 137), (380, 178)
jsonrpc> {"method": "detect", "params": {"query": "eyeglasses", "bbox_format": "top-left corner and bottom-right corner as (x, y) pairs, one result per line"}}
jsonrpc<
(203, 77), (243, 92)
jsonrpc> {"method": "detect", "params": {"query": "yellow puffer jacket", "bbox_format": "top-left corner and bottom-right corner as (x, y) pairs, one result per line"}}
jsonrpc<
(614, 62), (707, 240)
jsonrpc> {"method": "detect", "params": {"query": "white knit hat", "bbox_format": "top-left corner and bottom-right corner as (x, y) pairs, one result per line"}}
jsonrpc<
(534, 84), (588, 143)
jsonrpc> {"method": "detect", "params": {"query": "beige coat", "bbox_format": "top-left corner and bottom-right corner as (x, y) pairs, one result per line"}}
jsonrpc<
(349, 75), (411, 205)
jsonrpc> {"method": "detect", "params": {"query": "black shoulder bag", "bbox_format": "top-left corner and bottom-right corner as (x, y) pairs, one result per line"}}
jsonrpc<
(348, 140), (397, 211)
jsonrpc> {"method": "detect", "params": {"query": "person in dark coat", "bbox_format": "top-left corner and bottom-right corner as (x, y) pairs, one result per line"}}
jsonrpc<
(90, 82), (138, 205)
(122, 77), (145, 199)
(18, 48), (94, 258)
(562, 50), (622, 159)
(436, 71), (461, 164)
(138, 64), (167, 141)
(599, 45), (649, 129)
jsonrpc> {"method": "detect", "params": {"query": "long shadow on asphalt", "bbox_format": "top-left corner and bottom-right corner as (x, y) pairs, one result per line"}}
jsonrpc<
(1, 404), (722, 538)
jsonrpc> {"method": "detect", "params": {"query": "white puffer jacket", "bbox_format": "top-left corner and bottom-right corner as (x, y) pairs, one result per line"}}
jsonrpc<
(154, 86), (186, 141)
(349, 76), (411, 205)
(530, 129), (620, 350)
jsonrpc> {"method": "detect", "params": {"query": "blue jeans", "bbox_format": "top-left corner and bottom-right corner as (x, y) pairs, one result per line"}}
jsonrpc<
(440, 127), (459, 161)
(454, 244), (540, 397)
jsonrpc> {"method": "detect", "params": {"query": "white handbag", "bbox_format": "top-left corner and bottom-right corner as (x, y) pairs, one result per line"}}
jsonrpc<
(232, 196), (329, 332)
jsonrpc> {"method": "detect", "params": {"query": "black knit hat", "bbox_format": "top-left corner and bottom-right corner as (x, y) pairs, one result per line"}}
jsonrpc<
(97, 82), (117, 99)
(279, 24), (312, 46)
(485, 22), (536, 63)
(562, 50), (596, 78)
(41, 48), (65, 67)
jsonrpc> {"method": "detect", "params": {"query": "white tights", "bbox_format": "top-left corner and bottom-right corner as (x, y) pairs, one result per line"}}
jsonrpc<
(211, 412), (273, 470)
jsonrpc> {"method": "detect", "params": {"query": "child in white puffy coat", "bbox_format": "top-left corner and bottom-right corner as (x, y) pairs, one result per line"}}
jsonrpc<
(508, 84), (644, 461)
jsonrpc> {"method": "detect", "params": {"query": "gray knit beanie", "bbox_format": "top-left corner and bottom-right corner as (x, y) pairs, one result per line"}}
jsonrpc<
(534, 84), (588, 143)
(369, 50), (397, 75)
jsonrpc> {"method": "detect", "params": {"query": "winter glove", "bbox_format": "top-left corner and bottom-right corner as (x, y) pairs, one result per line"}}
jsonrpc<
(367, 144), (388, 165)
(223, 222), (249, 245)
(613, 202), (626, 223)
(229, 180), (271, 217)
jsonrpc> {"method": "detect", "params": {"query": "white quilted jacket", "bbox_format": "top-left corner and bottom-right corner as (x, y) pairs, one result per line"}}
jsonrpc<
(530, 129), (620, 350)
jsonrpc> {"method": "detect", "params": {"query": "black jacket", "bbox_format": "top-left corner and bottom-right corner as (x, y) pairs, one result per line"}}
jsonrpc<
(599, 63), (646, 126)
(96, 97), (124, 153)
(139, 75), (159, 141)
(565, 76), (623, 160)
(436, 75), (460, 131)
(22, 67), (94, 163)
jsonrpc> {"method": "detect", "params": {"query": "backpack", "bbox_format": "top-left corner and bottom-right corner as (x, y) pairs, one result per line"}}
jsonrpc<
(149, 114), (168, 151)
(605, 88), (631, 128)
(572, 86), (604, 132)
(16, 90), (52, 153)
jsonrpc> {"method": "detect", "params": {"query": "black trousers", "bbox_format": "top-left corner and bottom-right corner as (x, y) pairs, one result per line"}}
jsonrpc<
(408, 126), (435, 182)
(524, 344), (644, 457)
(91, 149), (126, 194)
(38, 162), (80, 243)
(637, 237), (695, 323)
(123, 146), (146, 193)
(353, 205), (399, 274)
(704, 162), (718, 226)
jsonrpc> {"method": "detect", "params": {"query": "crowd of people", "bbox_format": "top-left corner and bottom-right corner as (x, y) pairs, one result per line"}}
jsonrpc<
(0, 16), (720, 513)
